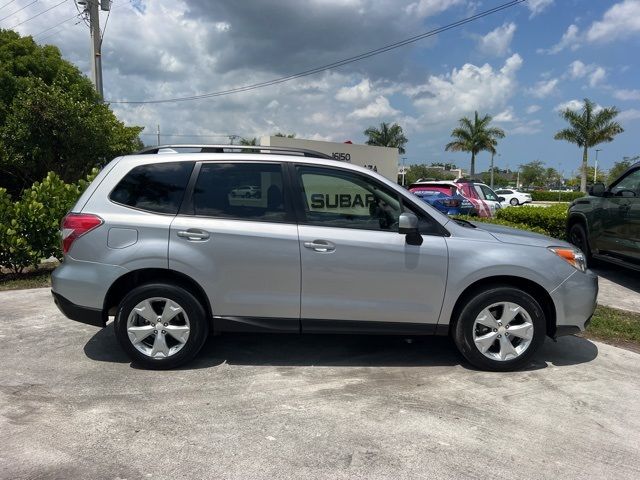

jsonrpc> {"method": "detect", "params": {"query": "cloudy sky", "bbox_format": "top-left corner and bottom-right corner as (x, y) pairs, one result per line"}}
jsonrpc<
(5, 0), (640, 175)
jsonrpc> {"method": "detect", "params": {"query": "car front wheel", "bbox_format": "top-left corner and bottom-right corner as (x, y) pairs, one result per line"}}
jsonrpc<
(453, 286), (546, 371)
(114, 283), (209, 369)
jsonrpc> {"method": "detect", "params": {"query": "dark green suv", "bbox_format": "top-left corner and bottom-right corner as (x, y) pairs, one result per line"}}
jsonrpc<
(568, 161), (640, 270)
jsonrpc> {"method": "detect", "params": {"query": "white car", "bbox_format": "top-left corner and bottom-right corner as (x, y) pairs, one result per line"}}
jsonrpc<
(495, 189), (532, 206)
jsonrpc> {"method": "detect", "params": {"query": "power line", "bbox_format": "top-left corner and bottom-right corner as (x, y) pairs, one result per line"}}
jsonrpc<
(32, 11), (80, 37)
(0, 0), (38, 23)
(0, 1), (18, 12)
(107, 0), (526, 105)
(37, 16), (82, 41)
(7, 0), (69, 30)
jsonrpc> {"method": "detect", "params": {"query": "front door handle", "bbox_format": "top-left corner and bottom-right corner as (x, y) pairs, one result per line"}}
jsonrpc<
(177, 229), (210, 241)
(303, 240), (335, 253)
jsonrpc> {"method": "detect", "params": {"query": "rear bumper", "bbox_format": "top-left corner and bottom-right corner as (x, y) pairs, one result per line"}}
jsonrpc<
(52, 291), (105, 327)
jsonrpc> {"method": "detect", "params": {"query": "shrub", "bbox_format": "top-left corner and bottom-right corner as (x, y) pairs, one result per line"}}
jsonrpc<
(530, 190), (585, 202)
(0, 169), (98, 273)
(496, 204), (568, 239)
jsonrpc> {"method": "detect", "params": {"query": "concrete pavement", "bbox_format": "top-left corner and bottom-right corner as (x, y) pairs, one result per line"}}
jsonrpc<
(593, 263), (640, 313)
(2, 287), (640, 479)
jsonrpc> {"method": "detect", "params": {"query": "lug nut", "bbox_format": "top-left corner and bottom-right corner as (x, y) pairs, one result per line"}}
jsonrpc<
(493, 328), (498, 332)
(498, 322), (502, 327)
(505, 325), (510, 329)
(164, 323), (168, 327)
(497, 334), (502, 338)
(505, 333), (509, 337)
(162, 330), (166, 334)
(153, 330), (157, 334)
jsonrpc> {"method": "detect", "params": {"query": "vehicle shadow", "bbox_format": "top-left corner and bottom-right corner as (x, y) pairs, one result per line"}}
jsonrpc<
(592, 263), (640, 294)
(84, 324), (599, 371)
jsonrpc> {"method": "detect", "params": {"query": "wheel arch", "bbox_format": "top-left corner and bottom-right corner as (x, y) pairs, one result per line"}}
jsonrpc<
(447, 276), (557, 338)
(104, 268), (212, 321)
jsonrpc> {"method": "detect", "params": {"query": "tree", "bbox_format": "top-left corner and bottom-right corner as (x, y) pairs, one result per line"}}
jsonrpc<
(239, 137), (258, 146)
(0, 30), (142, 195)
(445, 111), (505, 177)
(519, 160), (546, 187)
(274, 132), (296, 138)
(554, 98), (624, 193)
(363, 122), (408, 154)
(404, 165), (456, 184)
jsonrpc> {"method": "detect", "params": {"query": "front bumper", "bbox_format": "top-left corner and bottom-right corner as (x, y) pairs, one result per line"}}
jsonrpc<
(550, 269), (598, 337)
(52, 291), (105, 327)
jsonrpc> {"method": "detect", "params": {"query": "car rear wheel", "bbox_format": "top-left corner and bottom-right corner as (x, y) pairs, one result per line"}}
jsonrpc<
(114, 283), (209, 369)
(510, 197), (519, 206)
(453, 286), (546, 371)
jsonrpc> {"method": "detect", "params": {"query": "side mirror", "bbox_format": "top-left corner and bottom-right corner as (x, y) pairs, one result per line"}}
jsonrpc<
(589, 182), (605, 196)
(498, 196), (506, 202)
(399, 212), (423, 246)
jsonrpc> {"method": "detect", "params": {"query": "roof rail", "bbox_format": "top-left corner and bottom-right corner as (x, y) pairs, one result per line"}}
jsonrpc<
(136, 144), (332, 159)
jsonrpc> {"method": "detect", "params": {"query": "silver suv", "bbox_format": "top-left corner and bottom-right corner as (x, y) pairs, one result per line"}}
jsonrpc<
(52, 145), (598, 371)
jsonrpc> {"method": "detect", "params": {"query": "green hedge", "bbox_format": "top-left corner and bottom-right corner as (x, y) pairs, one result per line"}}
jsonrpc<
(455, 203), (569, 240)
(496, 204), (568, 239)
(0, 170), (97, 273)
(530, 190), (585, 202)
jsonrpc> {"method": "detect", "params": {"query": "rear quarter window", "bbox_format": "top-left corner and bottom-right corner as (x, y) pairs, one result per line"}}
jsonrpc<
(110, 162), (194, 214)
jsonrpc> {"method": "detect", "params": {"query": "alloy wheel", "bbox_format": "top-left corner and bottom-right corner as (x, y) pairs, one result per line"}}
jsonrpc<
(472, 301), (534, 361)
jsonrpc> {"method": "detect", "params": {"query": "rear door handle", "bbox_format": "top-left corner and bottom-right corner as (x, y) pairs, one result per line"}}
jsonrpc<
(177, 229), (210, 241)
(303, 240), (335, 253)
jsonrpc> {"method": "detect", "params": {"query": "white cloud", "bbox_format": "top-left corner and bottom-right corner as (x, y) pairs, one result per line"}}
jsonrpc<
(408, 54), (523, 123)
(348, 96), (400, 119)
(589, 67), (607, 87)
(527, 78), (559, 98)
(335, 79), (373, 102)
(477, 22), (517, 56)
(494, 107), (516, 122)
(614, 89), (640, 101)
(511, 120), (543, 135)
(405, 0), (465, 18)
(539, 24), (580, 54)
(555, 99), (603, 113)
(566, 61), (607, 87)
(618, 109), (640, 122)
(526, 0), (554, 18)
(526, 105), (541, 114)
(568, 60), (588, 79)
(586, 0), (640, 43)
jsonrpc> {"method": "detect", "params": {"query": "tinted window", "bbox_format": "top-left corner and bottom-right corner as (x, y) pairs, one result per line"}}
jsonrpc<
(479, 185), (499, 201)
(611, 169), (640, 196)
(110, 162), (193, 214)
(495, 190), (512, 195)
(193, 163), (287, 221)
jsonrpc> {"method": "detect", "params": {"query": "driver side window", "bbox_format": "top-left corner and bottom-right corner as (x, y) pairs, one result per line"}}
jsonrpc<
(611, 169), (640, 196)
(296, 166), (402, 231)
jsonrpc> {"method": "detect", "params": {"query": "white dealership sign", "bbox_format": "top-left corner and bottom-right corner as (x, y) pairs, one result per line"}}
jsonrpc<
(260, 136), (399, 181)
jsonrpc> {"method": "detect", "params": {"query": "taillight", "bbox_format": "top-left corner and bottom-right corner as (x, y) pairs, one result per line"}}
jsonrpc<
(61, 213), (103, 255)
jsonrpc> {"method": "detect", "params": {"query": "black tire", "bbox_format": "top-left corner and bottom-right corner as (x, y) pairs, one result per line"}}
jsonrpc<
(510, 198), (519, 206)
(568, 222), (592, 264)
(114, 283), (209, 369)
(452, 286), (546, 372)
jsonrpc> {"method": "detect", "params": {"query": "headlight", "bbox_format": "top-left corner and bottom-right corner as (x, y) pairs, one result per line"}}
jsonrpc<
(548, 247), (587, 273)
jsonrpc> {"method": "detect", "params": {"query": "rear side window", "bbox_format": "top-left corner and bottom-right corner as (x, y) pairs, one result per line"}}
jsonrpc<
(110, 162), (194, 214)
(192, 163), (287, 222)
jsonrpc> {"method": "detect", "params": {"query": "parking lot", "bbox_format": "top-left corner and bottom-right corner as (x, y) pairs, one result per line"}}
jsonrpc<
(1, 287), (639, 480)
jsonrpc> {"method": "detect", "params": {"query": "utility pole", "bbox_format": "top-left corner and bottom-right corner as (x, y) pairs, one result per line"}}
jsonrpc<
(594, 149), (602, 183)
(78, 1), (111, 100)
(401, 157), (406, 186)
(156, 124), (160, 146)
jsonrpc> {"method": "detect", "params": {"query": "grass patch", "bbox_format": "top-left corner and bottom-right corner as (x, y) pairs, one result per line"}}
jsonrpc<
(584, 305), (640, 348)
(0, 268), (53, 291)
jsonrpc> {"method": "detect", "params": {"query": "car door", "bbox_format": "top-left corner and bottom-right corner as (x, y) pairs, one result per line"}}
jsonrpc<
(598, 168), (640, 262)
(169, 161), (301, 330)
(293, 164), (448, 332)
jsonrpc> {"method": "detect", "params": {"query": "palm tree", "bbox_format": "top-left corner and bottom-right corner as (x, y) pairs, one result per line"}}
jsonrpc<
(363, 122), (408, 154)
(239, 137), (258, 146)
(445, 111), (505, 177)
(554, 98), (624, 192)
